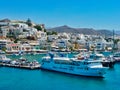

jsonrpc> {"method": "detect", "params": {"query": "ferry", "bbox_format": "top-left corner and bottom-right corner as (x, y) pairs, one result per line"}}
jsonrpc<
(41, 53), (108, 77)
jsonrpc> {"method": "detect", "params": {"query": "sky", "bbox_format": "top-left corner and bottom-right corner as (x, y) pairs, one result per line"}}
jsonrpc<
(0, 0), (120, 30)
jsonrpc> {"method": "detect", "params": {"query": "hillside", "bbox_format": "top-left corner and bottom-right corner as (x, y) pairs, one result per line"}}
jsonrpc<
(48, 25), (113, 36)
(0, 18), (11, 22)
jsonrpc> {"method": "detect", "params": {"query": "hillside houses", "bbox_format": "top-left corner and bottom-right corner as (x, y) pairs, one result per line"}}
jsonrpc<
(0, 19), (119, 53)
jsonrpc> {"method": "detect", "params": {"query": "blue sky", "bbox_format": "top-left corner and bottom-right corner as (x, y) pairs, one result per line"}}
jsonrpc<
(0, 0), (120, 30)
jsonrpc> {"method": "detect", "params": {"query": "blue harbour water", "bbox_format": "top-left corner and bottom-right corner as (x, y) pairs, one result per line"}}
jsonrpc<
(0, 53), (120, 90)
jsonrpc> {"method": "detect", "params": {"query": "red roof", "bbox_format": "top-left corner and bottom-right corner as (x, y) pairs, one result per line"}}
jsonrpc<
(9, 44), (18, 46)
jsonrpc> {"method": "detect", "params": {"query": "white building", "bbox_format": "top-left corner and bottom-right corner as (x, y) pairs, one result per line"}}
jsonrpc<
(0, 26), (9, 37)
(47, 35), (58, 42)
(0, 39), (11, 50)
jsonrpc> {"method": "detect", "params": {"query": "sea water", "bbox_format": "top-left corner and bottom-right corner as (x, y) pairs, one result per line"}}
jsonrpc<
(0, 53), (120, 90)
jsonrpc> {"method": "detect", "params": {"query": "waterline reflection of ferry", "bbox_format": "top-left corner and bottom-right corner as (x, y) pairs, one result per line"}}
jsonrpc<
(41, 53), (108, 77)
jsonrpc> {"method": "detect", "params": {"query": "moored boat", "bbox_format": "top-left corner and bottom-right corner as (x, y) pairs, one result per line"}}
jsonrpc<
(75, 52), (115, 68)
(113, 52), (120, 62)
(0, 55), (11, 63)
(0, 56), (40, 70)
(41, 52), (108, 77)
(89, 53), (115, 68)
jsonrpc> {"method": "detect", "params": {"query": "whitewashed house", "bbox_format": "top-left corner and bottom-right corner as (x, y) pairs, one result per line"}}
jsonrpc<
(0, 26), (9, 37)
(47, 35), (58, 42)
(0, 39), (11, 50)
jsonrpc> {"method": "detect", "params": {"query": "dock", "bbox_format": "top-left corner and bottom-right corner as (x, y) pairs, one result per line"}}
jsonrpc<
(0, 57), (41, 70)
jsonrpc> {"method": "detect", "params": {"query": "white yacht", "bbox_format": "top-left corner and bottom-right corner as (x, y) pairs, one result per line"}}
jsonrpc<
(41, 53), (108, 77)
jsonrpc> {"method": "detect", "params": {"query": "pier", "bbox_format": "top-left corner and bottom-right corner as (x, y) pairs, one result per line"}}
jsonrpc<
(0, 63), (40, 70)
(0, 56), (41, 70)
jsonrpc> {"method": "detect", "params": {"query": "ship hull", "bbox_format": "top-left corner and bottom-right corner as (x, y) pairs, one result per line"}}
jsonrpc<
(40, 62), (106, 77)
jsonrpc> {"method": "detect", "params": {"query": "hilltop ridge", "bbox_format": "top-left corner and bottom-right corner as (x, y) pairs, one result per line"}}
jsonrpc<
(47, 25), (113, 36)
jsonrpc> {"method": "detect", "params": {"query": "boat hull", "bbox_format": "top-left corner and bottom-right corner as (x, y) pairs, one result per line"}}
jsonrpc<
(40, 63), (106, 77)
(113, 58), (120, 62)
(102, 61), (115, 68)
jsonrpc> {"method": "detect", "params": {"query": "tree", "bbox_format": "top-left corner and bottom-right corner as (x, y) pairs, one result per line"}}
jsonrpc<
(43, 47), (47, 50)
(27, 36), (36, 40)
(14, 39), (19, 43)
(2, 47), (6, 52)
(47, 31), (52, 35)
(46, 31), (57, 35)
(44, 29), (47, 32)
(69, 47), (73, 51)
(76, 37), (80, 40)
(52, 31), (57, 35)
(26, 18), (32, 26)
(34, 25), (42, 31)
(114, 39), (120, 44)
(23, 29), (28, 32)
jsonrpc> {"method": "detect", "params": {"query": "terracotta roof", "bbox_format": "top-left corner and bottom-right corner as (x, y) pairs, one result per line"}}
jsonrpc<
(9, 44), (18, 46)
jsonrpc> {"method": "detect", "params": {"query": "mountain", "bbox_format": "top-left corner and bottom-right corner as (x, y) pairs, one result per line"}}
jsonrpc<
(47, 25), (113, 36)
(76, 28), (98, 35)
(115, 31), (120, 35)
(97, 30), (113, 36)
(47, 25), (77, 33)
(0, 18), (11, 22)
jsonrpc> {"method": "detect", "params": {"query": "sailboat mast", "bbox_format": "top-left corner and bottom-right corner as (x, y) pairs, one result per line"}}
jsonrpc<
(112, 30), (115, 53)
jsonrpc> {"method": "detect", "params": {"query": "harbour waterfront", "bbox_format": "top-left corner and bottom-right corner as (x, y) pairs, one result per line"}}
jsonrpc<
(0, 54), (119, 90)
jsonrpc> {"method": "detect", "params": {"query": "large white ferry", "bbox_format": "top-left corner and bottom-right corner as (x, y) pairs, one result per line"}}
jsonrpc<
(41, 53), (108, 77)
